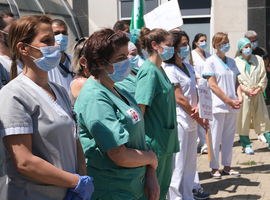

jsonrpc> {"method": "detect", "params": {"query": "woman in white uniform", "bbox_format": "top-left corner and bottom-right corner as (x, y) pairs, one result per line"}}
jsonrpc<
(0, 15), (93, 199)
(165, 31), (209, 200)
(192, 33), (211, 154)
(203, 32), (243, 178)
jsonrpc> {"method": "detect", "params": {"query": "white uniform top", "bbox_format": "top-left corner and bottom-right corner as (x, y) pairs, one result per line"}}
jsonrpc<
(202, 55), (240, 114)
(164, 62), (197, 132)
(0, 73), (77, 199)
(0, 56), (23, 74)
(192, 50), (211, 78)
(48, 53), (73, 92)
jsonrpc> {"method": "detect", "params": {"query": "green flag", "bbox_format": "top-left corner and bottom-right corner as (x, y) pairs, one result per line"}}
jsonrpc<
(130, 0), (145, 30)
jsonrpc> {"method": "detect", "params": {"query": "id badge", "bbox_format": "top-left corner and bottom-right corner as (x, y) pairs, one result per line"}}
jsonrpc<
(127, 107), (141, 124)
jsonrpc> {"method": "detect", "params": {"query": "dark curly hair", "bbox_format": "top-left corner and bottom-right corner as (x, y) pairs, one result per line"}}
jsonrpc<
(84, 28), (129, 78)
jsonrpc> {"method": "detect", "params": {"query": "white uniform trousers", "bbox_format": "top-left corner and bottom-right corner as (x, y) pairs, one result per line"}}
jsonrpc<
(167, 122), (197, 200)
(209, 113), (237, 169)
(193, 169), (201, 190)
(197, 124), (207, 147)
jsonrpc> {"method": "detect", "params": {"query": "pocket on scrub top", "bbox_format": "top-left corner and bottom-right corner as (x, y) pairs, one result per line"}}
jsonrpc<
(157, 127), (177, 154)
(25, 183), (68, 200)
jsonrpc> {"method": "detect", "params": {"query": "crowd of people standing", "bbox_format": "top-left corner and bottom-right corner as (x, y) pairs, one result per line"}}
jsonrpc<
(0, 10), (270, 200)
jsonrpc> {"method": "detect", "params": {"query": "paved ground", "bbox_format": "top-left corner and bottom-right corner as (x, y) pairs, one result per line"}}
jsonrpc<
(197, 130), (270, 200)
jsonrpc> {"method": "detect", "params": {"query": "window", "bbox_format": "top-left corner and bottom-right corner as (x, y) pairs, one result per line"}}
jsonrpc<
(119, 0), (159, 20)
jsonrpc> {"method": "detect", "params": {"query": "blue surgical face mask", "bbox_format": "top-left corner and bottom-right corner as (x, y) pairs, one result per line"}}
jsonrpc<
(220, 43), (230, 54)
(199, 42), (207, 50)
(55, 34), (68, 52)
(177, 45), (190, 58)
(251, 41), (258, 50)
(105, 58), (131, 82)
(243, 48), (252, 56)
(129, 55), (139, 69)
(25, 43), (62, 72)
(158, 46), (174, 61)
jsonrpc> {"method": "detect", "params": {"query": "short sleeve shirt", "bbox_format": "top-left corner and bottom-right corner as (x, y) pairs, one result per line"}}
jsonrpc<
(0, 73), (77, 199)
(74, 77), (147, 200)
(135, 59), (179, 157)
(203, 55), (240, 113)
(192, 50), (211, 78)
(48, 53), (73, 92)
(164, 62), (198, 132)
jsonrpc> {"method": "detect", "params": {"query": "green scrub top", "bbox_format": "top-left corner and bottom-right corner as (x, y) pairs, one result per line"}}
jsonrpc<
(115, 74), (136, 97)
(75, 77), (147, 200)
(135, 59), (179, 158)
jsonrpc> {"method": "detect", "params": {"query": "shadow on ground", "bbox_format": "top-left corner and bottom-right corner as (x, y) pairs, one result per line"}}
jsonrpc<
(210, 194), (261, 199)
(200, 177), (260, 197)
(199, 164), (270, 182)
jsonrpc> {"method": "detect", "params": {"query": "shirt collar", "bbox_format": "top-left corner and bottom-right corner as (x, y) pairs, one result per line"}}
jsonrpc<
(214, 54), (229, 70)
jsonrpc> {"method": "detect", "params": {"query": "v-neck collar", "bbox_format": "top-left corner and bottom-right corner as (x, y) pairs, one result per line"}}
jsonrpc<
(22, 74), (68, 117)
(90, 77), (132, 107)
(214, 54), (229, 70)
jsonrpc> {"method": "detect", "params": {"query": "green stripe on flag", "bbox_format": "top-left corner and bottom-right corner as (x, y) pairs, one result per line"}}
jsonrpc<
(130, 0), (145, 30)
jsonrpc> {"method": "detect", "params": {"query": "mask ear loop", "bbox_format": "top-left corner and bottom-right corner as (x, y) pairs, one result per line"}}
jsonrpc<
(24, 43), (40, 51)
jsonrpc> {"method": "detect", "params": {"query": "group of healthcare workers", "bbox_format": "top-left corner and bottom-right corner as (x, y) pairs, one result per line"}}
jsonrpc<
(1, 13), (270, 200)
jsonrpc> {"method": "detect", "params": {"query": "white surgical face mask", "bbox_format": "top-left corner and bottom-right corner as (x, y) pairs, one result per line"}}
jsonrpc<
(25, 43), (62, 71)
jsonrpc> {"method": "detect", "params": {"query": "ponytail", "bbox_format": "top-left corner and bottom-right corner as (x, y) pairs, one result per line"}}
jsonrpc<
(139, 27), (150, 50)
(10, 54), (17, 80)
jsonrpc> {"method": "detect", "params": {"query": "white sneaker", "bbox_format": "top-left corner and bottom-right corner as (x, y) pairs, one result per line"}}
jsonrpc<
(201, 144), (208, 154)
(258, 134), (267, 143)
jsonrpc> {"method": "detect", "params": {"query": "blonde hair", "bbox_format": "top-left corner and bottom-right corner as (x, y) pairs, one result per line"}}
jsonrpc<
(212, 32), (228, 49)
(139, 27), (170, 55)
(71, 37), (88, 74)
(8, 15), (52, 80)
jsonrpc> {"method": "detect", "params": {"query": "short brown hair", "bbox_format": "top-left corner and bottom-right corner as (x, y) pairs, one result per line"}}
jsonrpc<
(8, 15), (52, 80)
(212, 32), (228, 49)
(84, 28), (129, 78)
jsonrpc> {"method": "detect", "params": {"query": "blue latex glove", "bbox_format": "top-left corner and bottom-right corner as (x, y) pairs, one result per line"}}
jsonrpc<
(65, 175), (94, 200)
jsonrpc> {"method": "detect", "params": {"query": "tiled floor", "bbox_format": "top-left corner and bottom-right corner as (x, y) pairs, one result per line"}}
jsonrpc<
(198, 130), (270, 200)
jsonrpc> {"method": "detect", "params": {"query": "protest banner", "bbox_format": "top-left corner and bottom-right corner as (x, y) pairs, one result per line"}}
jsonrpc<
(197, 85), (212, 161)
(143, 0), (183, 31)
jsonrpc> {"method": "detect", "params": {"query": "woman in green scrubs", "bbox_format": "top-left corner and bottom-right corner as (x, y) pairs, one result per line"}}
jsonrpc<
(135, 28), (180, 200)
(74, 28), (158, 200)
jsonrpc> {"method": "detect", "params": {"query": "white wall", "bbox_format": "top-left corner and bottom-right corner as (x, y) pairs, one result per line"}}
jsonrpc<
(88, 0), (118, 35)
(212, 0), (247, 58)
(67, 0), (73, 8)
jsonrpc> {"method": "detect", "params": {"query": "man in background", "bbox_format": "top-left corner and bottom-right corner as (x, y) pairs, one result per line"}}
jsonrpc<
(48, 19), (74, 92)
